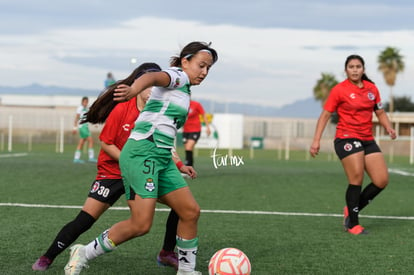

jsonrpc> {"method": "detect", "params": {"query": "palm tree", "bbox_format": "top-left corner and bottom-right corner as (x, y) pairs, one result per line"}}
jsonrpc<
(313, 73), (338, 107)
(377, 47), (405, 114)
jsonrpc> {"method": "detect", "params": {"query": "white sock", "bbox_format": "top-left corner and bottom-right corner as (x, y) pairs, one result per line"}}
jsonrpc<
(84, 229), (116, 261)
(88, 148), (94, 159)
(176, 236), (198, 272)
(74, 150), (81, 160)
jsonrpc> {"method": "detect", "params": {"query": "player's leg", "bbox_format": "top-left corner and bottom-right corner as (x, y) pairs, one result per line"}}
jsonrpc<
(157, 209), (179, 270)
(73, 138), (86, 163)
(341, 151), (366, 233)
(360, 151), (389, 211)
(184, 138), (196, 166)
(162, 187), (200, 273)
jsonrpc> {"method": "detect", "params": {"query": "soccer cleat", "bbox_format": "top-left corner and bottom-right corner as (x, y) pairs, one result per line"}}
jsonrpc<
(157, 249), (178, 270)
(73, 159), (85, 164)
(343, 206), (350, 231)
(64, 244), (88, 275)
(88, 158), (97, 163)
(32, 256), (52, 271)
(347, 225), (368, 235)
(176, 271), (202, 275)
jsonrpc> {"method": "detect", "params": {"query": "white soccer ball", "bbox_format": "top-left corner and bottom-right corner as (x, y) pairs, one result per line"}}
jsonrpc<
(208, 248), (251, 275)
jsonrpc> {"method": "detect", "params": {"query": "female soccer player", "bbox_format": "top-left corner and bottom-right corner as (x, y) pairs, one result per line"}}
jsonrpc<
(33, 63), (194, 271)
(64, 41), (218, 275)
(72, 96), (97, 163)
(310, 54), (396, 235)
(182, 100), (211, 167)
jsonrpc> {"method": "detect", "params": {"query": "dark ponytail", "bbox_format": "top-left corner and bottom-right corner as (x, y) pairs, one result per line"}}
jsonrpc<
(82, 62), (161, 124)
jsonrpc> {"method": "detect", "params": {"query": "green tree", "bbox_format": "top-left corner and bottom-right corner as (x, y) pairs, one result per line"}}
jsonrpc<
(377, 47), (405, 114)
(313, 72), (339, 123)
(384, 95), (414, 112)
(313, 73), (338, 106)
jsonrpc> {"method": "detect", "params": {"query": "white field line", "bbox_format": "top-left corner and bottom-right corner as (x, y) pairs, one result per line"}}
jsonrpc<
(0, 153), (28, 158)
(389, 168), (414, 177)
(1, 202), (414, 221)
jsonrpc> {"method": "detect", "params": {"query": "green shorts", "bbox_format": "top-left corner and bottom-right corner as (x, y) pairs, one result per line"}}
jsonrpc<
(78, 124), (91, 139)
(120, 138), (188, 199)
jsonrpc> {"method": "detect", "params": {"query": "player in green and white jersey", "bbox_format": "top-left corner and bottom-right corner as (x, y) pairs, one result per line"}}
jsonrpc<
(72, 96), (97, 163)
(65, 41), (218, 275)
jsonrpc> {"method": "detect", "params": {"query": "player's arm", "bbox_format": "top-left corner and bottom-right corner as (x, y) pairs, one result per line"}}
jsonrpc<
(171, 147), (197, 179)
(375, 108), (397, 140)
(113, 72), (170, 102)
(100, 141), (121, 161)
(73, 113), (80, 134)
(310, 109), (332, 157)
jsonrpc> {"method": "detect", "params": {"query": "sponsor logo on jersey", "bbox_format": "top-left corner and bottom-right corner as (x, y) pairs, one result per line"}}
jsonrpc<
(344, 143), (353, 151)
(122, 123), (131, 132)
(350, 93), (356, 99)
(91, 181), (100, 193)
(145, 178), (155, 192)
(367, 92), (375, 101)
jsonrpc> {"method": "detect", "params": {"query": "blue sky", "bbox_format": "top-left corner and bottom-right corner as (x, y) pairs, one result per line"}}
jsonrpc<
(1, 0), (414, 107)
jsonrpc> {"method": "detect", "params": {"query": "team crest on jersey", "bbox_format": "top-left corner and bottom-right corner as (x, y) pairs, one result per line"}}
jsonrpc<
(367, 92), (375, 101)
(173, 78), (181, 88)
(145, 178), (155, 192)
(344, 143), (353, 152)
(91, 181), (100, 193)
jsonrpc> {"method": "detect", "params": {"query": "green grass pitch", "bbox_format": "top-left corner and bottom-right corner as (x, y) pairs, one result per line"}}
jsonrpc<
(1, 145), (414, 274)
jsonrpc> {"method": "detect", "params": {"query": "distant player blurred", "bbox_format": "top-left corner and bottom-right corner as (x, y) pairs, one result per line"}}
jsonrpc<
(72, 96), (96, 163)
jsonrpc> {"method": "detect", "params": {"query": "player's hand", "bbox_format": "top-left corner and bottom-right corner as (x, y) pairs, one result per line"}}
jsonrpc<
(113, 84), (133, 102)
(180, 165), (197, 179)
(388, 128), (397, 140)
(309, 141), (320, 158)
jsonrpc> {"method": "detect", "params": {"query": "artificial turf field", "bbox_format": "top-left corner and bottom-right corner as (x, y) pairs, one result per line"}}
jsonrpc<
(1, 145), (414, 274)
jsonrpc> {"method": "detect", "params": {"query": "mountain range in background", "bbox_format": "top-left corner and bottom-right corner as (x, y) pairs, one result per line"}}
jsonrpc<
(0, 84), (321, 118)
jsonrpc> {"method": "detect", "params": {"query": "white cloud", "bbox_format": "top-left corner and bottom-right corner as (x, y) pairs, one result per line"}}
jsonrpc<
(0, 16), (413, 107)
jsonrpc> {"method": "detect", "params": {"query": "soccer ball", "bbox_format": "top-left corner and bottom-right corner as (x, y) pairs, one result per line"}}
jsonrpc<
(208, 248), (251, 275)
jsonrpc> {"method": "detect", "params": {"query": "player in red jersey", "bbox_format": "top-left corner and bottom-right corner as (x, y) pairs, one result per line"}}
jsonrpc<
(182, 100), (211, 167)
(32, 63), (195, 271)
(310, 54), (396, 235)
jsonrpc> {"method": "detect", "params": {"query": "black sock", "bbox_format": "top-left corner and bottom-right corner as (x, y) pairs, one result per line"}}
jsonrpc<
(44, 210), (96, 261)
(359, 182), (384, 211)
(162, 209), (178, 251)
(185, 150), (193, 167)
(346, 184), (362, 228)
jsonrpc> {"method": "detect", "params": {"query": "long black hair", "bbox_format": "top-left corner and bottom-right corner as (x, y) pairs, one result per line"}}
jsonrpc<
(83, 62), (161, 124)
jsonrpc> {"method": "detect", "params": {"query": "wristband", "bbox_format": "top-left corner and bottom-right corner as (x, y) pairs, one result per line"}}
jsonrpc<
(176, 161), (184, 170)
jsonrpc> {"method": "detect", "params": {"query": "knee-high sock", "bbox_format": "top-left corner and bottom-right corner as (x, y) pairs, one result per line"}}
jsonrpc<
(359, 182), (384, 211)
(84, 229), (116, 261)
(177, 237), (198, 272)
(44, 211), (96, 261)
(185, 150), (193, 166)
(162, 209), (178, 251)
(346, 184), (362, 228)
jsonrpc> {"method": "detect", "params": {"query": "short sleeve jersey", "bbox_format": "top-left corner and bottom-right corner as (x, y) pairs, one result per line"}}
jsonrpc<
(183, 101), (205, 133)
(76, 105), (88, 126)
(324, 79), (383, 140)
(96, 97), (140, 179)
(129, 67), (191, 148)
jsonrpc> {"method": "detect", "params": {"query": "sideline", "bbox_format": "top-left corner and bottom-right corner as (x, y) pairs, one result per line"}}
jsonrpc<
(389, 168), (414, 177)
(0, 153), (28, 158)
(1, 202), (414, 221)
